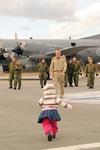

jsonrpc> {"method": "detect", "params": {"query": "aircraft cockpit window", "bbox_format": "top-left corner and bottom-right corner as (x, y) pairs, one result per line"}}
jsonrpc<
(71, 43), (76, 46)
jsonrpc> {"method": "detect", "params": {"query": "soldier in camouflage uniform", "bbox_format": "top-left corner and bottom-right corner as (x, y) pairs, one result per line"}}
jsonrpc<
(9, 56), (17, 89)
(73, 57), (81, 87)
(14, 59), (22, 90)
(50, 49), (67, 98)
(37, 59), (49, 88)
(85, 56), (92, 86)
(85, 57), (97, 89)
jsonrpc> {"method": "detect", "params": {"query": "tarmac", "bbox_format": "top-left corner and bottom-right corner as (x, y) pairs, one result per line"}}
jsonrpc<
(0, 75), (100, 150)
(0, 72), (39, 80)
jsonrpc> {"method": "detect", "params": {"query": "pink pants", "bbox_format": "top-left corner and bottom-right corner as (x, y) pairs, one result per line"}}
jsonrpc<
(42, 118), (58, 135)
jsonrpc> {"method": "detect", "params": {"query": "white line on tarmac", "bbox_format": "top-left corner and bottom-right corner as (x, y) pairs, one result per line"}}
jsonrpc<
(42, 142), (100, 150)
(63, 91), (100, 104)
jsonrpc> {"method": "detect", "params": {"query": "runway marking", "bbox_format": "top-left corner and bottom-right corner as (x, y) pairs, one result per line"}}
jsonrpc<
(64, 91), (100, 104)
(42, 142), (100, 150)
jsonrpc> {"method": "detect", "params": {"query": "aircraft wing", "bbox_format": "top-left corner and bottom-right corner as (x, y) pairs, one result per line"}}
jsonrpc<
(46, 45), (97, 57)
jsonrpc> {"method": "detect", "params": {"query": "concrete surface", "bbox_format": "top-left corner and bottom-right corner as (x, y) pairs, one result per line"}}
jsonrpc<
(0, 77), (100, 150)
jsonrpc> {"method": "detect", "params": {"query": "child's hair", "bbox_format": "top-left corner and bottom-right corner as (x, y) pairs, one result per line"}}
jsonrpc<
(43, 80), (55, 91)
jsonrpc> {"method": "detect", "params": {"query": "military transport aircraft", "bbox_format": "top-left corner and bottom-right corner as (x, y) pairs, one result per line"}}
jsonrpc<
(0, 34), (100, 72)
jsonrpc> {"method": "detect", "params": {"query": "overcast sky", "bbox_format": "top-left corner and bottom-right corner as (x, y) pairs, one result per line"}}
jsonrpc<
(0, 0), (100, 39)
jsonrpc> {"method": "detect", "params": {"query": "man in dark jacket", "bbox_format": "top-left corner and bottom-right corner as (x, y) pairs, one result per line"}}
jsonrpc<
(67, 59), (75, 87)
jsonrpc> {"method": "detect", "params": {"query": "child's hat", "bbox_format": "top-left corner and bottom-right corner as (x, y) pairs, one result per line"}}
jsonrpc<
(43, 81), (55, 91)
(43, 81), (56, 99)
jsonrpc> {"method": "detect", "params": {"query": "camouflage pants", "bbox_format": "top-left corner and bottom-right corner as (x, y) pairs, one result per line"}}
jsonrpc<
(87, 73), (95, 88)
(9, 73), (14, 88)
(39, 72), (48, 88)
(73, 72), (79, 86)
(14, 74), (21, 89)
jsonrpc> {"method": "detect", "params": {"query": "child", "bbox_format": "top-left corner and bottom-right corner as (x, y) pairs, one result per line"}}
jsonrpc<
(37, 81), (72, 141)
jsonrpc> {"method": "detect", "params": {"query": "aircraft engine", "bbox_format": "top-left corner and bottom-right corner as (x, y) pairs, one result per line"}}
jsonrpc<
(12, 41), (26, 56)
(0, 48), (6, 61)
(3, 51), (9, 58)
(12, 44), (23, 55)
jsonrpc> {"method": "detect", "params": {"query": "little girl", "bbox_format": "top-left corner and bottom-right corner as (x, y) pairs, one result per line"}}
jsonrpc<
(37, 81), (72, 141)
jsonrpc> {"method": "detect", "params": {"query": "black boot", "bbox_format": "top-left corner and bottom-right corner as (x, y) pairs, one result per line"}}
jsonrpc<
(47, 134), (52, 141)
(52, 135), (56, 139)
(18, 87), (21, 90)
(9, 86), (12, 89)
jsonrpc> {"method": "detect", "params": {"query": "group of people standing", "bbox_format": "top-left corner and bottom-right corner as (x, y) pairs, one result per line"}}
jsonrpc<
(9, 48), (97, 92)
(9, 56), (22, 90)
(37, 48), (98, 98)
(64, 57), (82, 88)
(65, 55), (98, 89)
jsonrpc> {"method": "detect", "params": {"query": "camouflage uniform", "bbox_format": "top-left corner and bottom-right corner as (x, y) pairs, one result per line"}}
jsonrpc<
(14, 64), (22, 89)
(85, 63), (96, 88)
(9, 62), (15, 88)
(73, 61), (81, 87)
(37, 62), (49, 88)
(50, 56), (67, 97)
(85, 58), (95, 86)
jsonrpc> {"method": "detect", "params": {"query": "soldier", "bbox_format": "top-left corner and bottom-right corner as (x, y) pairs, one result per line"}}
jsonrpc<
(14, 59), (22, 90)
(62, 55), (68, 87)
(85, 56), (95, 86)
(9, 56), (17, 89)
(37, 59), (49, 88)
(67, 59), (75, 87)
(85, 57), (97, 89)
(50, 48), (67, 98)
(73, 57), (81, 87)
